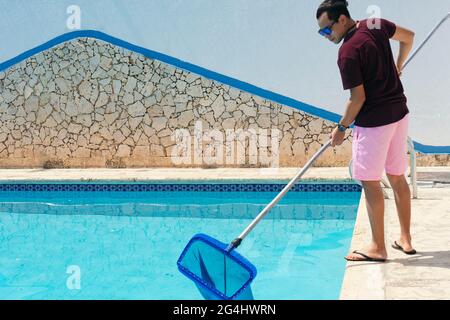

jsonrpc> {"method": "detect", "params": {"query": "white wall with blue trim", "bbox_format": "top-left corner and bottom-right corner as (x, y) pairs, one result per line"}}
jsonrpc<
(0, 0), (449, 152)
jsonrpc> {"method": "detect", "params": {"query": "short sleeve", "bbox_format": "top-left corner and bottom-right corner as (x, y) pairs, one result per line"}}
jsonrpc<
(381, 18), (397, 38)
(338, 57), (363, 90)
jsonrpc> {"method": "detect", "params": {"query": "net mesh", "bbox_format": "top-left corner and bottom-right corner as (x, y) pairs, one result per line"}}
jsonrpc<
(177, 234), (256, 300)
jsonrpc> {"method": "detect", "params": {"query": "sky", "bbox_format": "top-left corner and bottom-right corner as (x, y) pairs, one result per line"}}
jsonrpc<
(0, 0), (449, 149)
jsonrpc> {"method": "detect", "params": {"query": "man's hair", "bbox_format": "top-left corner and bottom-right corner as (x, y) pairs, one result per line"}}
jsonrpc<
(316, 0), (351, 21)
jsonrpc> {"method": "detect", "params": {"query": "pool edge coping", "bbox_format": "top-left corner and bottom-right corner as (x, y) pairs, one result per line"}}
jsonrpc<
(339, 192), (386, 300)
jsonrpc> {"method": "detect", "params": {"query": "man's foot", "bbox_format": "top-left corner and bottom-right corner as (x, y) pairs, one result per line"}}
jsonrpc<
(345, 247), (387, 262)
(392, 239), (417, 255)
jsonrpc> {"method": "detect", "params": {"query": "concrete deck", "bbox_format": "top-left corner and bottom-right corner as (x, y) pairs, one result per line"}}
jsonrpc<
(0, 167), (449, 300)
(340, 175), (450, 300)
(0, 167), (352, 182)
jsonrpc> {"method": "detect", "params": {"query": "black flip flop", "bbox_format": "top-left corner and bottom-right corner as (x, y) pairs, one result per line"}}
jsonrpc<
(392, 241), (417, 255)
(345, 250), (387, 262)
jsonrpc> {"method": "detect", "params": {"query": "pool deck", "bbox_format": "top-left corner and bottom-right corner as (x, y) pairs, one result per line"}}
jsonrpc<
(0, 167), (353, 182)
(0, 166), (449, 300)
(340, 168), (450, 300)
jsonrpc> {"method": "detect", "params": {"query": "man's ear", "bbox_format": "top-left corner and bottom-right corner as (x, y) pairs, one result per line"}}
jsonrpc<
(338, 14), (346, 25)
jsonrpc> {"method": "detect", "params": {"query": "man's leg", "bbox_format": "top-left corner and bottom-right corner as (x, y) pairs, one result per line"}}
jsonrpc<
(345, 180), (388, 261)
(347, 122), (395, 261)
(386, 173), (414, 252)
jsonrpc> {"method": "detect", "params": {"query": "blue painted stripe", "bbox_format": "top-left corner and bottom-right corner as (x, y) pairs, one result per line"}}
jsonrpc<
(0, 30), (448, 154)
(413, 142), (450, 155)
(0, 30), (339, 123)
(0, 182), (362, 193)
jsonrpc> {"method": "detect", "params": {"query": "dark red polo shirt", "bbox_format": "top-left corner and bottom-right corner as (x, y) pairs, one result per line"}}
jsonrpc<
(338, 19), (409, 128)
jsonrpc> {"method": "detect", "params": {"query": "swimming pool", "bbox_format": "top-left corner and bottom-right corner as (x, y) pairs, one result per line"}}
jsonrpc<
(0, 181), (361, 300)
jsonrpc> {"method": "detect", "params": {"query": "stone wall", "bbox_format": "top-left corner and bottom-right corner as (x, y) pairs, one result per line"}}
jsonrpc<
(416, 154), (450, 167)
(0, 38), (447, 168)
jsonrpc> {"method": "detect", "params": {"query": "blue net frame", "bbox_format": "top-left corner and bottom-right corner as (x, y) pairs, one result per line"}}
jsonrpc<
(177, 233), (257, 300)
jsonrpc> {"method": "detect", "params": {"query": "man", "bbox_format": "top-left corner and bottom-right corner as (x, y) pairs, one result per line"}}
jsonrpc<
(316, 0), (416, 262)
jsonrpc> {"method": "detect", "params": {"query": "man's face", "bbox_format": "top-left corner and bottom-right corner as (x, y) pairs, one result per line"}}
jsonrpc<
(317, 12), (347, 44)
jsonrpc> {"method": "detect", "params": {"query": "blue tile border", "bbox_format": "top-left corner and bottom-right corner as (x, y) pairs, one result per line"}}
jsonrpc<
(0, 183), (362, 193)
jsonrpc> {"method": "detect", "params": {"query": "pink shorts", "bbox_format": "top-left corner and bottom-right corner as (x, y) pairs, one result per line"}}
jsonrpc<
(352, 114), (409, 181)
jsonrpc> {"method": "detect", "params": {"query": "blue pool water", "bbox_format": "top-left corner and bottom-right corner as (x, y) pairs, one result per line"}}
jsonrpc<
(0, 182), (361, 300)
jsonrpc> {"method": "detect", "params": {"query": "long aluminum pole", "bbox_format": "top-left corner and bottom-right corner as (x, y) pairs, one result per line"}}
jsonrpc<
(401, 13), (449, 199)
(402, 12), (450, 70)
(227, 141), (331, 251)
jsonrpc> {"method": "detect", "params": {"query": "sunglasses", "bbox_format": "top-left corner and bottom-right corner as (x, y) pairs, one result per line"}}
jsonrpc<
(318, 21), (337, 37)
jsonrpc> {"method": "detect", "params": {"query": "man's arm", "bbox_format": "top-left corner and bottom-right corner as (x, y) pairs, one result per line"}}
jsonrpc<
(339, 84), (366, 128)
(391, 25), (415, 73)
(331, 84), (365, 147)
